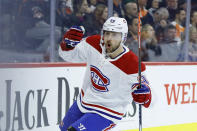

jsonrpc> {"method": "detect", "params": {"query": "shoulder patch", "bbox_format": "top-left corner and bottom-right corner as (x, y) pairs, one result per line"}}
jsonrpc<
(110, 51), (146, 74)
(86, 35), (102, 53)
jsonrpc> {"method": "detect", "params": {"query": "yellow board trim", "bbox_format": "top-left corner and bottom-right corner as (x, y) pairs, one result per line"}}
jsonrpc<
(123, 123), (197, 131)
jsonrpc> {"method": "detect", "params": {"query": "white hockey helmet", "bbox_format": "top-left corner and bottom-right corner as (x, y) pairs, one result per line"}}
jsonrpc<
(102, 17), (128, 44)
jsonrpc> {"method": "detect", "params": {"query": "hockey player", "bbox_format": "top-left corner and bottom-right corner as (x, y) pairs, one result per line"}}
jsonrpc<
(59, 16), (151, 131)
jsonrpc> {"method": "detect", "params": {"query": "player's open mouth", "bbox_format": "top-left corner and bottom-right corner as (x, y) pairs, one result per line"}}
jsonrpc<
(106, 43), (111, 48)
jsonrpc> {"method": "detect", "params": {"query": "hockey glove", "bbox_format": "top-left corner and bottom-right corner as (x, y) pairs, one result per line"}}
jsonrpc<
(63, 26), (85, 48)
(131, 83), (151, 108)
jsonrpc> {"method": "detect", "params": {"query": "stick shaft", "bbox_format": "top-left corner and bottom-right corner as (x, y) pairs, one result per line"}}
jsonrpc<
(136, 0), (142, 131)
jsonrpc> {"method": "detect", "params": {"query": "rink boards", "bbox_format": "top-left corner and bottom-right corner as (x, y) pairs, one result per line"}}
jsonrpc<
(0, 62), (197, 131)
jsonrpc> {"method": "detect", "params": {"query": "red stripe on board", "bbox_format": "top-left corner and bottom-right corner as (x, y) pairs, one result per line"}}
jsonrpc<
(81, 101), (124, 116)
(0, 62), (86, 68)
(1, 62), (197, 68)
(145, 62), (197, 66)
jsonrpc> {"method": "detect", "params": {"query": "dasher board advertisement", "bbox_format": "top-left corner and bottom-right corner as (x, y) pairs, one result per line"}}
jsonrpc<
(0, 63), (197, 131)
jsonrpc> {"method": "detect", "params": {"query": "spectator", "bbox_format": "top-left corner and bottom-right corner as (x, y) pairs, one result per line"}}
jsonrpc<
(178, 27), (197, 61)
(0, 6), (13, 48)
(113, 0), (123, 17)
(143, 6), (169, 26)
(14, 0), (52, 51)
(141, 24), (161, 56)
(72, 0), (92, 24)
(139, 7), (169, 41)
(149, 24), (181, 61)
(148, 0), (160, 17)
(192, 1), (197, 10)
(166, 0), (178, 21)
(138, 0), (148, 18)
(153, 7), (170, 42)
(101, 6), (109, 21)
(146, 0), (161, 8)
(56, 0), (92, 30)
(83, 4), (108, 35)
(56, 0), (92, 33)
(25, 6), (61, 53)
(178, 0), (187, 11)
(64, 0), (74, 12)
(125, 17), (139, 47)
(160, 24), (178, 44)
(56, 0), (74, 33)
(87, 0), (98, 13)
(171, 8), (186, 44)
(123, 0), (138, 22)
(191, 10), (197, 29)
(56, 0), (91, 29)
(125, 17), (149, 61)
(187, 27), (197, 61)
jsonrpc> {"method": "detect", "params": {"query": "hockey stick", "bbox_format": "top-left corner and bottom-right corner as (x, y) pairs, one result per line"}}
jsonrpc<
(136, 0), (142, 131)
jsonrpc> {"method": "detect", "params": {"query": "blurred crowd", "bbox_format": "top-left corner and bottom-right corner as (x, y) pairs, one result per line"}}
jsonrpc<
(0, 0), (197, 62)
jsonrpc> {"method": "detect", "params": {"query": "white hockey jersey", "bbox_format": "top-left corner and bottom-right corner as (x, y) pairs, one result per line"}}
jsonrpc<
(59, 35), (147, 123)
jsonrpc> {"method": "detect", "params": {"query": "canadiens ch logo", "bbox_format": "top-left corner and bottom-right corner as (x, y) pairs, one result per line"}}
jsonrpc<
(90, 65), (110, 92)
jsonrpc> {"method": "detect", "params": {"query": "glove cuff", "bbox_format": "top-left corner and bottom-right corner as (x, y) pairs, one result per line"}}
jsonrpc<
(143, 94), (151, 108)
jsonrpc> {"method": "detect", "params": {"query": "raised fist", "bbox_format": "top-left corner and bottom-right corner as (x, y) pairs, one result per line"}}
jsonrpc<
(63, 26), (85, 47)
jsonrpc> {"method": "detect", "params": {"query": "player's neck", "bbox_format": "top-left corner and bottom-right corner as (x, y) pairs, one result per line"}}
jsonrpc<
(108, 45), (124, 59)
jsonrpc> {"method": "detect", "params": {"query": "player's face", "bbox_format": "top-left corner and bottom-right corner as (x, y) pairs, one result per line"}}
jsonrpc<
(103, 31), (122, 53)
